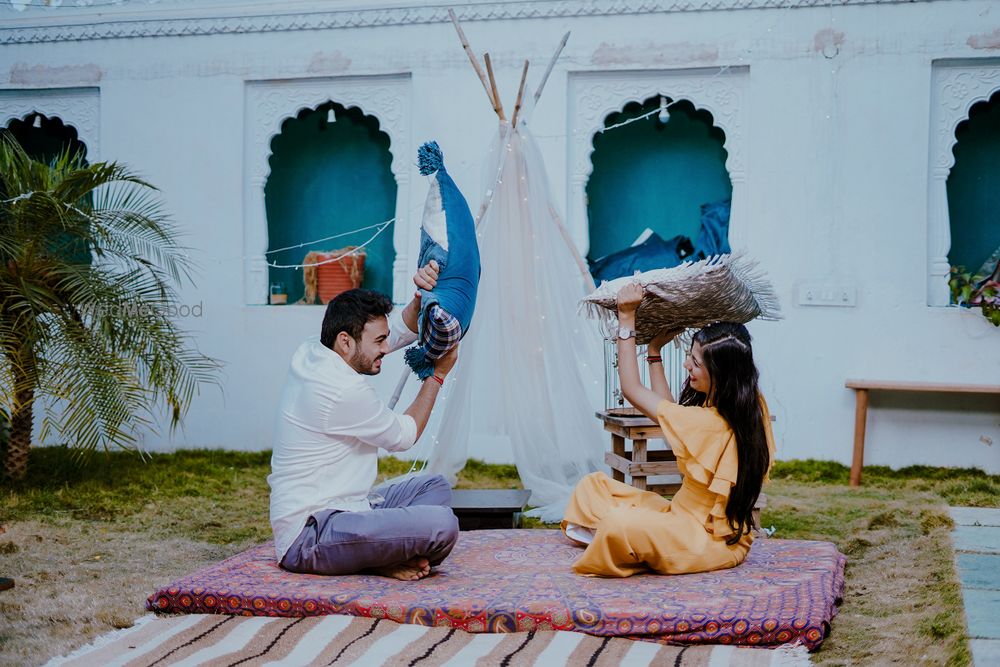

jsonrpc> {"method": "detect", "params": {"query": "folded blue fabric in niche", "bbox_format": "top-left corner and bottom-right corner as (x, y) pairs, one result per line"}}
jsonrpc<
(404, 141), (481, 379)
(693, 198), (732, 259)
(590, 232), (694, 284)
(590, 198), (733, 283)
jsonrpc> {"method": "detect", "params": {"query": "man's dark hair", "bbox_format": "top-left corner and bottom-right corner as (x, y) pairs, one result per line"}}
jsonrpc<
(320, 288), (393, 349)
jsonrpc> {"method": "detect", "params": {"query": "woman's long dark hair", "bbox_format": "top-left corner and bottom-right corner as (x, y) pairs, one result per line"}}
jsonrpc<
(678, 322), (769, 545)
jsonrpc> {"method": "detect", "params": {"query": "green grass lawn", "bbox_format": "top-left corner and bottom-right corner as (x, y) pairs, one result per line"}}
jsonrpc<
(1, 447), (997, 666)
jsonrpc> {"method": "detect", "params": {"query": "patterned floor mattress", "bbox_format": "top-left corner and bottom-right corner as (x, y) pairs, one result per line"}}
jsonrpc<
(147, 529), (845, 650)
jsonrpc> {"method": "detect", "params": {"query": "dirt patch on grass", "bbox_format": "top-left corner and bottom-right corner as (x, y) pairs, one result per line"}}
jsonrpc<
(763, 480), (970, 666)
(0, 519), (250, 666)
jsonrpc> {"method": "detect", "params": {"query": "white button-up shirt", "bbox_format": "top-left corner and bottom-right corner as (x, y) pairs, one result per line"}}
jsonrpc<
(268, 309), (419, 561)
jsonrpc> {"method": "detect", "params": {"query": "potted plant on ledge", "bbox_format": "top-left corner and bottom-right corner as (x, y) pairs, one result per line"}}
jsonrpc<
(950, 256), (1000, 327)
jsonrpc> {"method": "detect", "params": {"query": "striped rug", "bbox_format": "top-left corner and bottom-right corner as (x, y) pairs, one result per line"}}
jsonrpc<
(48, 614), (810, 667)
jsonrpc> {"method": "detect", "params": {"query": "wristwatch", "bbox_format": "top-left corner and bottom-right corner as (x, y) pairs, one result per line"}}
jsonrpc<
(616, 326), (636, 341)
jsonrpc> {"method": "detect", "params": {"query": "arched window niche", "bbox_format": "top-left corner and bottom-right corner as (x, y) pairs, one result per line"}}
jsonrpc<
(243, 76), (411, 306)
(2, 112), (93, 265)
(946, 91), (1000, 289)
(265, 103), (396, 304)
(927, 61), (1000, 306)
(2, 112), (89, 164)
(567, 68), (748, 264)
(0, 88), (100, 164)
(586, 97), (732, 273)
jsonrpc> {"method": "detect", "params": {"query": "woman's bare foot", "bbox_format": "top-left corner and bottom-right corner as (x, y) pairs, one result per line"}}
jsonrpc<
(370, 557), (431, 581)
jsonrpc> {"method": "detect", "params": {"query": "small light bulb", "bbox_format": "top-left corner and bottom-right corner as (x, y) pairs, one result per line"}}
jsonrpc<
(327, 108), (337, 123)
(657, 96), (670, 124)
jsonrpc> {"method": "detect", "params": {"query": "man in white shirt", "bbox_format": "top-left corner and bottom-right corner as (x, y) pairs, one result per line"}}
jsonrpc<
(269, 261), (460, 581)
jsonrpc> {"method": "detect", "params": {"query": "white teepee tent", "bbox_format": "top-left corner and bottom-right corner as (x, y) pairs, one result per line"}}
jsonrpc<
(414, 16), (609, 521)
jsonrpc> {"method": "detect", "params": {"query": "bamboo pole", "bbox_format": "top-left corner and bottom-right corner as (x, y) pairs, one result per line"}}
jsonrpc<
(448, 9), (500, 117)
(474, 122), (514, 228)
(387, 368), (409, 410)
(549, 204), (597, 292)
(534, 31), (570, 104)
(483, 53), (506, 121)
(510, 60), (530, 128)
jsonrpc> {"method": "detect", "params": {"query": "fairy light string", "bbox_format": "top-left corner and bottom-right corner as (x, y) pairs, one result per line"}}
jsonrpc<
(264, 218), (395, 269)
(3, 67), (735, 271)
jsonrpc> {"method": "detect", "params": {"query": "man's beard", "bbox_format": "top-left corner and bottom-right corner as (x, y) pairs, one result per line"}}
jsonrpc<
(350, 349), (384, 376)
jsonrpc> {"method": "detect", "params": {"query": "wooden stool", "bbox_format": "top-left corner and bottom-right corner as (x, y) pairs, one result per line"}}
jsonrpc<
(598, 408), (681, 495)
(597, 408), (766, 529)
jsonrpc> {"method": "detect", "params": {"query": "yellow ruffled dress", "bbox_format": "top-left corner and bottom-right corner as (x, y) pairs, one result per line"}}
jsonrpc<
(562, 399), (775, 577)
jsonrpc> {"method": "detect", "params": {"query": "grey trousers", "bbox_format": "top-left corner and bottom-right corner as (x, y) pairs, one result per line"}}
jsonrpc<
(279, 474), (459, 576)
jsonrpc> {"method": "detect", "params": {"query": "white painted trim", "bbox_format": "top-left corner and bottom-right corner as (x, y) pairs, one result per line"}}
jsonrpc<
(927, 59), (1000, 306)
(0, 87), (100, 161)
(0, 0), (929, 45)
(243, 74), (412, 305)
(567, 66), (748, 258)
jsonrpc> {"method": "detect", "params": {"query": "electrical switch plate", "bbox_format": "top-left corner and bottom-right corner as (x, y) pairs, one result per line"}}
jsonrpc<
(796, 282), (857, 307)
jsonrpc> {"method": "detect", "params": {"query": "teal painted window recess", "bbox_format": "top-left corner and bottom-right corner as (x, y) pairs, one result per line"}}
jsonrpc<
(265, 103), (397, 304)
(947, 90), (1000, 287)
(586, 97), (732, 267)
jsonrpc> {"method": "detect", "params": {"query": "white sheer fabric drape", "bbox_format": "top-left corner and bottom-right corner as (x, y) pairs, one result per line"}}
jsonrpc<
(408, 122), (608, 522)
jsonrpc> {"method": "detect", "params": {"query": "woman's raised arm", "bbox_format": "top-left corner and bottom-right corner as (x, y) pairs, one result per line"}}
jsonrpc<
(647, 329), (682, 403)
(615, 283), (667, 420)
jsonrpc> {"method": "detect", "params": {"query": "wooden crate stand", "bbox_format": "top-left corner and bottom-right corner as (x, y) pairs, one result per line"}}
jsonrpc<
(597, 407), (765, 529)
(599, 408), (681, 495)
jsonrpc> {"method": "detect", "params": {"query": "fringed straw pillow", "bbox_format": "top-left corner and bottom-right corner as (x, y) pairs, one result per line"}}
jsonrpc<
(580, 253), (781, 344)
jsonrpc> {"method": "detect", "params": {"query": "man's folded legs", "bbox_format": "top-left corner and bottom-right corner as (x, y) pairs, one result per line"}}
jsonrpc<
(280, 474), (459, 580)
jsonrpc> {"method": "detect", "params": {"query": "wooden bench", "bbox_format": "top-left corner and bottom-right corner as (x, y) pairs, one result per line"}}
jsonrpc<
(846, 379), (1000, 486)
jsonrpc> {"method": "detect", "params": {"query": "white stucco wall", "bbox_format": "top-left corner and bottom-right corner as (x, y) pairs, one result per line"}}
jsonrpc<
(2, 0), (998, 473)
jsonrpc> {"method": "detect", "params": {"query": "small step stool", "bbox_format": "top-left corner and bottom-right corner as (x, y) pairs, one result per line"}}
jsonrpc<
(599, 407), (681, 495)
(597, 408), (766, 530)
(449, 489), (531, 531)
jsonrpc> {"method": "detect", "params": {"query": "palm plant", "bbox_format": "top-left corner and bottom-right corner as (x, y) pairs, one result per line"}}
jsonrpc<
(0, 136), (220, 481)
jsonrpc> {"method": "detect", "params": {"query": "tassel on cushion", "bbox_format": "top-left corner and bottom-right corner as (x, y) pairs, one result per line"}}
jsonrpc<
(404, 346), (436, 381)
(418, 141), (444, 176)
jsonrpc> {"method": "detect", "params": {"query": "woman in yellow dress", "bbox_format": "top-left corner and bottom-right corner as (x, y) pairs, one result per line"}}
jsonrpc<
(563, 283), (775, 577)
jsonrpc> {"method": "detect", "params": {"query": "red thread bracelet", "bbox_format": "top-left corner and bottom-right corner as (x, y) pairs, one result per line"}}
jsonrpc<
(647, 356), (663, 363)
(429, 375), (444, 385)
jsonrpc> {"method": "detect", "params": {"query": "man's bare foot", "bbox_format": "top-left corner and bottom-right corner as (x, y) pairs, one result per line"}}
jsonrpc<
(370, 557), (431, 581)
